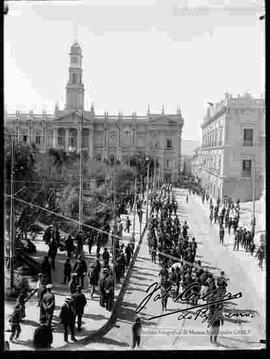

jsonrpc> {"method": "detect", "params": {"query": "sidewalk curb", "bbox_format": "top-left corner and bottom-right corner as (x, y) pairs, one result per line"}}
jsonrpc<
(56, 220), (148, 348)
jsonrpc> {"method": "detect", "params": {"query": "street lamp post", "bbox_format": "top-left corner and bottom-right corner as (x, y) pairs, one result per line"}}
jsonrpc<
(9, 139), (15, 289)
(146, 158), (150, 224)
(78, 112), (83, 232)
(132, 178), (137, 243)
(251, 158), (256, 234)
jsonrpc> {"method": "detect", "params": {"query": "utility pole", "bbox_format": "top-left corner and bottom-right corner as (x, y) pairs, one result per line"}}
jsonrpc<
(10, 139), (15, 289)
(251, 159), (256, 232)
(78, 112), (83, 232)
(146, 159), (150, 223)
(132, 178), (137, 243)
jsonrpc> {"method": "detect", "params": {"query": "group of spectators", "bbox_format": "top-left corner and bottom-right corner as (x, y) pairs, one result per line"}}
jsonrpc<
(7, 212), (137, 349)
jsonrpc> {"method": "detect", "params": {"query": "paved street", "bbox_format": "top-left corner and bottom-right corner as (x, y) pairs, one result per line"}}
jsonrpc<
(82, 188), (266, 350)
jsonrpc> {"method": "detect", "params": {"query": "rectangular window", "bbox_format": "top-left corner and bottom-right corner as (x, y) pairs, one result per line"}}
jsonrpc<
(47, 135), (53, 147)
(58, 136), (64, 147)
(166, 159), (173, 168)
(166, 139), (172, 148)
(82, 136), (88, 148)
(23, 135), (27, 143)
(69, 136), (75, 148)
(36, 135), (41, 145)
(72, 73), (77, 84)
(243, 129), (253, 146)
(242, 159), (252, 177)
(71, 56), (79, 64)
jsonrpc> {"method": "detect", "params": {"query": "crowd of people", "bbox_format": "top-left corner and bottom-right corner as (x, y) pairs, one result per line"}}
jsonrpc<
(7, 212), (137, 348)
(189, 184), (265, 270)
(146, 183), (228, 345)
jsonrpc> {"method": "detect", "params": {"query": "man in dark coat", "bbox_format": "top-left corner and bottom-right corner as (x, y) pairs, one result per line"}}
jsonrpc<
(48, 240), (57, 271)
(52, 225), (60, 248)
(99, 268), (114, 311)
(87, 230), (95, 255)
(114, 258), (121, 283)
(219, 226), (225, 245)
(41, 284), (55, 327)
(33, 318), (53, 350)
(119, 252), (126, 277)
(63, 258), (72, 285)
(73, 255), (87, 288)
(71, 285), (87, 331)
(131, 317), (142, 349)
(102, 247), (110, 266)
(41, 256), (51, 284)
(43, 226), (52, 244)
(125, 243), (132, 266)
(65, 235), (74, 258)
(59, 297), (77, 342)
(75, 231), (84, 253)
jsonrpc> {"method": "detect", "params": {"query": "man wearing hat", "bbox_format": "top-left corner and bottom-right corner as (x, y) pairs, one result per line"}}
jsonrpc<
(71, 285), (87, 331)
(99, 268), (114, 311)
(59, 297), (76, 342)
(88, 259), (101, 299)
(41, 284), (55, 327)
(33, 317), (53, 350)
(73, 254), (87, 289)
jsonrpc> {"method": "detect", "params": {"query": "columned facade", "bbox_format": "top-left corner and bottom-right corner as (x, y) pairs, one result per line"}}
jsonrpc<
(4, 41), (184, 183)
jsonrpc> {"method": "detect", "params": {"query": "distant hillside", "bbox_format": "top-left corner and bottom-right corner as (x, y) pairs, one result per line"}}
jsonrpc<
(182, 139), (200, 155)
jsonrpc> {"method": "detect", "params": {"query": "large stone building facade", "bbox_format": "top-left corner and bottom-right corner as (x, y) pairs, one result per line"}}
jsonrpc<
(191, 92), (265, 202)
(4, 41), (184, 184)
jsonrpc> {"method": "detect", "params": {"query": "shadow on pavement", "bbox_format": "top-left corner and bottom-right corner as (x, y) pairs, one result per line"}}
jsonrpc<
(93, 336), (130, 348)
(22, 319), (40, 328)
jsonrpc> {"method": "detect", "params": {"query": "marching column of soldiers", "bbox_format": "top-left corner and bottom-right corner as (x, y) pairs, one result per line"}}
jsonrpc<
(147, 183), (229, 344)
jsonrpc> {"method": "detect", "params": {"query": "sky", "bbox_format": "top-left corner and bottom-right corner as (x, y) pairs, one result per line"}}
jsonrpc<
(4, 0), (265, 141)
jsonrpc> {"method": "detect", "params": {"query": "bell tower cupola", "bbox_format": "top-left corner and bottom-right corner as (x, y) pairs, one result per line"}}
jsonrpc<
(65, 41), (85, 111)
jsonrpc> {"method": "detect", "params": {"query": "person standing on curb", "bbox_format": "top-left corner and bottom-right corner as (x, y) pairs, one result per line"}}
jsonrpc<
(59, 297), (77, 343)
(71, 285), (87, 331)
(99, 268), (114, 311)
(131, 317), (142, 350)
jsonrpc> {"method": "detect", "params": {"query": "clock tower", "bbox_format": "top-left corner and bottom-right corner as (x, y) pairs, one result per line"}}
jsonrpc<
(65, 41), (85, 111)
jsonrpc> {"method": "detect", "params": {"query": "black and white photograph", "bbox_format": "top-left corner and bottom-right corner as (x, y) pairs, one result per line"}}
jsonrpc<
(3, 0), (266, 351)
